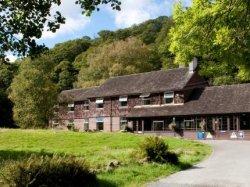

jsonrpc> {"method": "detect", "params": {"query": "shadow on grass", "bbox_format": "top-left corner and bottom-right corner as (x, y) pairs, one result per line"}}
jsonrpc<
(0, 149), (118, 187)
(178, 161), (193, 170)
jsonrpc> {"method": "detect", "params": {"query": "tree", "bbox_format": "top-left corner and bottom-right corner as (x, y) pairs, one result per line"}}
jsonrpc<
(53, 60), (77, 91)
(169, 0), (250, 85)
(75, 37), (161, 88)
(9, 57), (58, 128)
(0, 0), (121, 61)
(0, 62), (18, 127)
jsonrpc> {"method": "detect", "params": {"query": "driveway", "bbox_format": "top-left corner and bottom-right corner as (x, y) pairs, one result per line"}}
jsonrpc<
(148, 140), (250, 187)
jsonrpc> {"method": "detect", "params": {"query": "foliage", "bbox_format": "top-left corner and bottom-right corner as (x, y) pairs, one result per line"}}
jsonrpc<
(49, 38), (91, 63)
(8, 37), (92, 128)
(139, 136), (178, 164)
(0, 0), (120, 60)
(0, 62), (18, 127)
(1, 154), (96, 187)
(169, 0), (250, 85)
(9, 57), (58, 128)
(53, 60), (77, 91)
(0, 130), (212, 186)
(76, 37), (161, 88)
(0, 90), (15, 127)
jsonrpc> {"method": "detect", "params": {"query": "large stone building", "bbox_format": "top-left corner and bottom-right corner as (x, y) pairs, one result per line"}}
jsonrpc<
(55, 59), (250, 139)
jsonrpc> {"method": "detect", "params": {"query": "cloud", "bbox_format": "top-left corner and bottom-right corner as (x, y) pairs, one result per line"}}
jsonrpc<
(41, 16), (90, 39)
(107, 0), (172, 28)
(40, 1), (91, 40)
(6, 53), (17, 62)
(106, 0), (191, 28)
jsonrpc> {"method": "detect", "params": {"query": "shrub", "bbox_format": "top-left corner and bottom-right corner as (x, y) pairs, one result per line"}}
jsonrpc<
(139, 136), (178, 164)
(1, 154), (96, 187)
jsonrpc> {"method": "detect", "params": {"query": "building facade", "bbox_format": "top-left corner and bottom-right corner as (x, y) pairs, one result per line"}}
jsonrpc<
(55, 60), (250, 140)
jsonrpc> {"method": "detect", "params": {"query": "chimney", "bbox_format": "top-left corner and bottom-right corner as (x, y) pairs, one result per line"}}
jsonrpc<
(189, 57), (198, 73)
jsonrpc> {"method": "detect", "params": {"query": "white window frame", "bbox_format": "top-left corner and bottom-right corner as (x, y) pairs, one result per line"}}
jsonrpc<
(52, 119), (59, 125)
(96, 98), (104, 108)
(68, 103), (75, 112)
(163, 92), (174, 104)
(119, 96), (128, 107)
(140, 93), (151, 105)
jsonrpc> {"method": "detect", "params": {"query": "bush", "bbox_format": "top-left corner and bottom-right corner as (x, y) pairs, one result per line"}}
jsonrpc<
(139, 136), (178, 164)
(1, 154), (96, 187)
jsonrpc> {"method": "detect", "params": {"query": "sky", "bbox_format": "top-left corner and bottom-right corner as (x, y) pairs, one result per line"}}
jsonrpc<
(7, 0), (191, 61)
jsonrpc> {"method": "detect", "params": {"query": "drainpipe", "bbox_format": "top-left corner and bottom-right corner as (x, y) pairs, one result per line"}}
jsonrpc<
(110, 98), (113, 132)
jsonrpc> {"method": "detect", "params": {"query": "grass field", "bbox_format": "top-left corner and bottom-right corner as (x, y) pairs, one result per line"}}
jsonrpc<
(0, 129), (211, 186)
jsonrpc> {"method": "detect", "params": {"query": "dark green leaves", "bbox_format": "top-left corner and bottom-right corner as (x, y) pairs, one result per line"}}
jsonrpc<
(0, 0), (121, 61)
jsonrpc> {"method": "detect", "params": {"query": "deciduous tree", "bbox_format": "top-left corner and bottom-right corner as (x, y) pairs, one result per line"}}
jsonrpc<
(9, 57), (58, 128)
(76, 37), (161, 88)
(169, 0), (250, 85)
(0, 0), (120, 60)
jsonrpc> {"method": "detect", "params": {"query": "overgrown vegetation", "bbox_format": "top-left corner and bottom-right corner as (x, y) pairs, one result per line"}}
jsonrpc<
(2, 154), (96, 187)
(0, 130), (212, 186)
(139, 136), (178, 164)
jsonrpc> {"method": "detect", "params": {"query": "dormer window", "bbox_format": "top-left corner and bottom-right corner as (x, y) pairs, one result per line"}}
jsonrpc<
(68, 103), (74, 112)
(164, 92), (174, 104)
(119, 96), (128, 107)
(83, 100), (89, 110)
(140, 93), (151, 105)
(96, 98), (104, 108)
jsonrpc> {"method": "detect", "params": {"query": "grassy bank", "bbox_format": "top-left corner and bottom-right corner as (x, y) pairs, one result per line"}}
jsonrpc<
(0, 129), (211, 186)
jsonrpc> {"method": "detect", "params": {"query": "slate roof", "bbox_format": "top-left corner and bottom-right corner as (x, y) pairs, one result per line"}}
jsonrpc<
(95, 68), (192, 97)
(59, 68), (194, 101)
(58, 87), (99, 102)
(127, 83), (250, 117)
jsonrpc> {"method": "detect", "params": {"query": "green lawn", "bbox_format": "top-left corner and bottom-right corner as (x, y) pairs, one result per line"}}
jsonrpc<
(0, 129), (211, 186)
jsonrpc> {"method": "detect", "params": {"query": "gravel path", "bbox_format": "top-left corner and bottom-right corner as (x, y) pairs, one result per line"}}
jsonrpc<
(148, 140), (250, 187)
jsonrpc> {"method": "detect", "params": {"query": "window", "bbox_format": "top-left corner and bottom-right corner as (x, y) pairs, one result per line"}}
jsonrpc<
(218, 117), (228, 131)
(120, 117), (128, 130)
(67, 119), (74, 130)
(83, 100), (89, 110)
(96, 117), (104, 130)
(96, 98), (104, 108)
(84, 118), (89, 130)
(163, 92), (174, 104)
(52, 119), (59, 126)
(119, 96), (128, 107)
(183, 118), (195, 130)
(140, 93), (150, 105)
(68, 103), (74, 112)
(152, 121), (164, 131)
